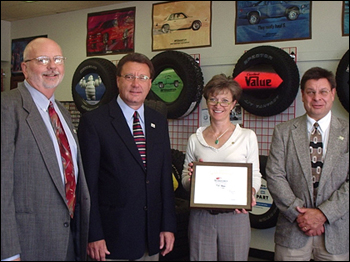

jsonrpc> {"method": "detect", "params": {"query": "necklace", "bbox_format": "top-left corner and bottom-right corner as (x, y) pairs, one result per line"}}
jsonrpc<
(214, 127), (230, 145)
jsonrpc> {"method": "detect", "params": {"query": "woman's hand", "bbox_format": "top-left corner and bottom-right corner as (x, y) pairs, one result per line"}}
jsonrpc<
(187, 158), (203, 181)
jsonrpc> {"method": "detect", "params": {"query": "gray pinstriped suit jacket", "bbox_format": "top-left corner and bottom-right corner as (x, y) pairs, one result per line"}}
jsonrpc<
(1, 83), (90, 260)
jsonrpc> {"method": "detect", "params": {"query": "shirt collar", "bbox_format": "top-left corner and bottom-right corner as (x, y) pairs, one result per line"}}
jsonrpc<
(116, 95), (145, 124)
(306, 111), (331, 133)
(24, 80), (54, 112)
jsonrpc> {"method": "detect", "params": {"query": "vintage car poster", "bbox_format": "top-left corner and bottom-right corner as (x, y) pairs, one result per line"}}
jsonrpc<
(342, 1), (349, 36)
(152, 1), (211, 51)
(235, 1), (311, 44)
(86, 7), (135, 56)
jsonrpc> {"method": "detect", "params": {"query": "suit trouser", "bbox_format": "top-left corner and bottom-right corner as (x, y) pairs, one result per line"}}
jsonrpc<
(189, 209), (250, 261)
(275, 234), (349, 261)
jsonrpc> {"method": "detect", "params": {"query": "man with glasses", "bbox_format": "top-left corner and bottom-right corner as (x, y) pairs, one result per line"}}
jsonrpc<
(77, 53), (177, 261)
(266, 67), (349, 261)
(1, 37), (91, 261)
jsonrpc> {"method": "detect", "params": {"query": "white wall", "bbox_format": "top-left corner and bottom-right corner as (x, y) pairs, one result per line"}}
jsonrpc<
(1, 1), (349, 253)
(1, 1), (349, 120)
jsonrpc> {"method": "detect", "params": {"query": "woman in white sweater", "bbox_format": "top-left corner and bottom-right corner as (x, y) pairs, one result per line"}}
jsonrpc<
(182, 74), (261, 261)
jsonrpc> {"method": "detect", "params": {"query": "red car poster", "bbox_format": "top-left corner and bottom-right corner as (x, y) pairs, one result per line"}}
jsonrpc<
(87, 7), (135, 56)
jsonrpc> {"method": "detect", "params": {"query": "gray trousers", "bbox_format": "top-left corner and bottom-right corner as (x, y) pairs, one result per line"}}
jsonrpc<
(189, 209), (251, 261)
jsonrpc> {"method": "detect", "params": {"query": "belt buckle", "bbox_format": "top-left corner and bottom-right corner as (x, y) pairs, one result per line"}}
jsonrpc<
(208, 209), (220, 215)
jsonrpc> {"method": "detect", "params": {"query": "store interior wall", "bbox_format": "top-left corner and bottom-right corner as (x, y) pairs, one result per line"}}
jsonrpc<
(1, 0), (349, 254)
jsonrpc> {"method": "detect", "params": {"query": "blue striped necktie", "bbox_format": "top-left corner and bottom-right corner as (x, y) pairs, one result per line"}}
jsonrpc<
(133, 111), (146, 168)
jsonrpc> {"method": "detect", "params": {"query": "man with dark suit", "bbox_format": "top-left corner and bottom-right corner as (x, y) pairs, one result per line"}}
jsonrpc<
(266, 67), (349, 261)
(1, 38), (90, 261)
(78, 53), (177, 261)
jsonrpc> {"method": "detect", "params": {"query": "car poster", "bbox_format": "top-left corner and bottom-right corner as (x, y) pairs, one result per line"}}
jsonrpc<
(152, 1), (211, 51)
(235, 1), (311, 44)
(342, 1), (349, 36)
(86, 7), (135, 56)
(11, 35), (47, 75)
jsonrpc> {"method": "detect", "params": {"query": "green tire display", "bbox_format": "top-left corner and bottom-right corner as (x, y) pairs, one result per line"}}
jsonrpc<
(148, 51), (204, 119)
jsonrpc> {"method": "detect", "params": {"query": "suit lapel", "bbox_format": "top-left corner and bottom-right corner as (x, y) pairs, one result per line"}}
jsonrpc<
(19, 85), (67, 200)
(108, 101), (146, 171)
(318, 116), (342, 190)
(292, 115), (314, 195)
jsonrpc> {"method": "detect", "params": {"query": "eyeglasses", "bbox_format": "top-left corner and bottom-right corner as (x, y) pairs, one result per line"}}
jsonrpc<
(304, 89), (332, 98)
(207, 98), (233, 107)
(24, 56), (66, 65)
(120, 74), (150, 82)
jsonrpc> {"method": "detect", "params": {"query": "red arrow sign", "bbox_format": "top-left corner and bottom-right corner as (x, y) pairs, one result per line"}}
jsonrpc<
(234, 71), (283, 89)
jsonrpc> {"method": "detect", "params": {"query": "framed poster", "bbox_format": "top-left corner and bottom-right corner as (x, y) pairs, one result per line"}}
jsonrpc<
(235, 1), (311, 44)
(190, 162), (252, 211)
(152, 1), (211, 51)
(11, 35), (47, 75)
(87, 7), (135, 56)
(342, 1), (349, 36)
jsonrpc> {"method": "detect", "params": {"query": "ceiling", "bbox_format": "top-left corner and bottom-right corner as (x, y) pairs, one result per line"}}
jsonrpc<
(1, 1), (128, 22)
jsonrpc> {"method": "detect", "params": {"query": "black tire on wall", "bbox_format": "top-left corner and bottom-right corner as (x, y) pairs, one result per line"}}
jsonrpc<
(160, 149), (190, 261)
(233, 45), (300, 117)
(148, 51), (204, 119)
(335, 50), (349, 112)
(72, 58), (118, 114)
(171, 149), (190, 201)
(249, 155), (279, 229)
(144, 99), (167, 118)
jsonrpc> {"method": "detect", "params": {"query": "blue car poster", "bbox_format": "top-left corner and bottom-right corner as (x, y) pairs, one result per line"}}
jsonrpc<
(342, 1), (349, 36)
(235, 1), (311, 44)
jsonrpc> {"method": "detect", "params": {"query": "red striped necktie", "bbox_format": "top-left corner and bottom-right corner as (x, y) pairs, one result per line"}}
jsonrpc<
(48, 101), (76, 218)
(133, 111), (146, 168)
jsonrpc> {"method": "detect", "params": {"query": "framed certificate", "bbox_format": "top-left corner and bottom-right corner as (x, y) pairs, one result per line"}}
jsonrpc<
(190, 162), (252, 210)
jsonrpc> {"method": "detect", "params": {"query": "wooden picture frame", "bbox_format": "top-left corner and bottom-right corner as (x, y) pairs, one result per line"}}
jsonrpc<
(190, 162), (252, 211)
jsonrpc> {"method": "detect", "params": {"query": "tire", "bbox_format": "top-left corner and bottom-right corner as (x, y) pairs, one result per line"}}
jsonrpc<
(160, 149), (190, 261)
(161, 24), (170, 33)
(144, 99), (167, 118)
(171, 149), (190, 201)
(191, 20), (202, 30)
(233, 45), (300, 117)
(148, 51), (204, 119)
(287, 8), (299, 20)
(72, 58), (118, 114)
(249, 155), (279, 229)
(160, 198), (190, 261)
(248, 12), (260, 24)
(335, 50), (349, 112)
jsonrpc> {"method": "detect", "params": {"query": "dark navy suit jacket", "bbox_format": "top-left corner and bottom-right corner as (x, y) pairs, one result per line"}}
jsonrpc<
(78, 97), (176, 259)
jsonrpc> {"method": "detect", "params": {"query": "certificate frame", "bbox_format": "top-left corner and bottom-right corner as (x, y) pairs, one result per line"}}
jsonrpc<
(190, 162), (252, 210)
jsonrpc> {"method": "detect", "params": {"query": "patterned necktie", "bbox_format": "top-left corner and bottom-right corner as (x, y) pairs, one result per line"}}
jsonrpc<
(48, 102), (76, 218)
(309, 122), (323, 205)
(133, 111), (146, 168)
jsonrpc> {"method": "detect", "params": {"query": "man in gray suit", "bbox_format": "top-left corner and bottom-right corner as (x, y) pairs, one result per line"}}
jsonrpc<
(266, 67), (349, 261)
(1, 38), (90, 261)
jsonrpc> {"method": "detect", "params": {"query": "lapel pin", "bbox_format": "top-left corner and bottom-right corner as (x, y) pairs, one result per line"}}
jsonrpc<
(339, 136), (344, 140)
(151, 123), (156, 128)
(73, 129), (77, 134)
